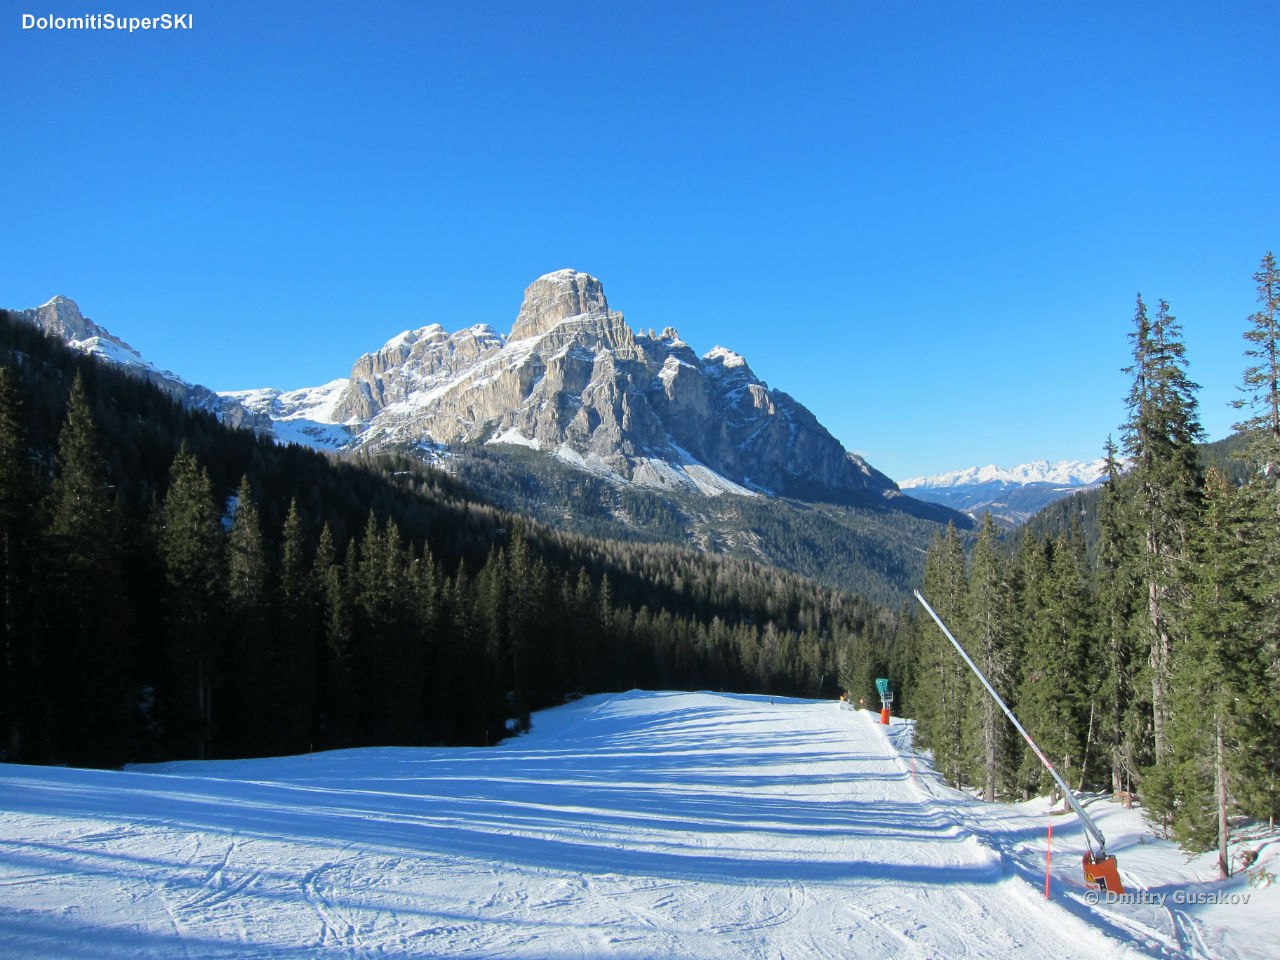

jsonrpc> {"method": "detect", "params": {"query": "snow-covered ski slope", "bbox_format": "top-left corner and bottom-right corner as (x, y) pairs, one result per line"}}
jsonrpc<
(1, 691), (1276, 958)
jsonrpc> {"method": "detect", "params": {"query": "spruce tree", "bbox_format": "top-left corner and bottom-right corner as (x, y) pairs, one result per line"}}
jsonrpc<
(1229, 251), (1280, 828)
(1009, 533), (1047, 797)
(563, 566), (596, 694)
(1014, 534), (1088, 799)
(1121, 295), (1204, 760)
(223, 476), (272, 754)
(411, 544), (447, 742)
(914, 523), (970, 788)
(1055, 525), (1097, 789)
(505, 530), (547, 725)
(276, 498), (318, 751)
(157, 443), (224, 759)
(1095, 437), (1144, 797)
(45, 374), (135, 765)
(1152, 469), (1258, 875)
(965, 513), (1015, 801)
(352, 513), (420, 742)
(1234, 250), (1280, 478)
(596, 573), (619, 690)
(314, 523), (355, 747)
(0, 368), (41, 762)
(1228, 475), (1280, 829)
(443, 563), (491, 744)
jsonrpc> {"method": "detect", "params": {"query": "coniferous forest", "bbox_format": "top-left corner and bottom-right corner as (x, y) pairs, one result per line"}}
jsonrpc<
(901, 252), (1280, 877)
(0, 307), (898, 769)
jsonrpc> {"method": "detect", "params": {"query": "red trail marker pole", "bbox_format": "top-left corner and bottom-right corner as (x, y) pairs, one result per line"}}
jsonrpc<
(1045, 821), (1053, 899)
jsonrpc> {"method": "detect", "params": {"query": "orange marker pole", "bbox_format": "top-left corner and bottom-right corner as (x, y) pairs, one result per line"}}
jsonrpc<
(1045, 821), (1053, 899)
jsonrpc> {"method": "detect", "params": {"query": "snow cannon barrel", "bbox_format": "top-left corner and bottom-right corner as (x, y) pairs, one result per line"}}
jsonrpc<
(913, 589), (1123, 895)
(1082, 851), (1124, 895)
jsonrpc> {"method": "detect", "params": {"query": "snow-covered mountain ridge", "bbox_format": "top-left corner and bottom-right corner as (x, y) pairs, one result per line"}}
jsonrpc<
(9, 276), (947, 516)
(900, 458), (1109, 490)
(900, 458), (1111, 528)
(227, 269), (903, 504)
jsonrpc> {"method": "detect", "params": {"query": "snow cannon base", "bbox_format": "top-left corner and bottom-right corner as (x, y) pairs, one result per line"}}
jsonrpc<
(1082, 851), (1124, 894)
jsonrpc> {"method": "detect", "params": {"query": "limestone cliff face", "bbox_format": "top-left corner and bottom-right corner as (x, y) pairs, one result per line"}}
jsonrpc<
(12, 296), (270, 433)
(11, 280), (900, 503)
(329, 270), (898, 501)
(509, 270), (611, 341)
(328, 323), (506, 424)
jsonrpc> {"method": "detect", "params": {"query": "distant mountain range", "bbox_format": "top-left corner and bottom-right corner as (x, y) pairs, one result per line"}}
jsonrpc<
(900, 459), (1110, 528)
(15, 280), (1104, 538)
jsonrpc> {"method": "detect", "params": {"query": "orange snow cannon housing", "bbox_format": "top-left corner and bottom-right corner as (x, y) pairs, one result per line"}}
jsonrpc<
(1082, 851), (1124, 894)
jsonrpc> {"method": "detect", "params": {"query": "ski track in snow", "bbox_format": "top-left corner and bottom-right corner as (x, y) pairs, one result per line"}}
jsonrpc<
(0, 690), (1276, 959)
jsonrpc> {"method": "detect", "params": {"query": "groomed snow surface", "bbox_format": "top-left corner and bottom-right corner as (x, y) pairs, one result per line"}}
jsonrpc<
(1, 691), (1276, 959)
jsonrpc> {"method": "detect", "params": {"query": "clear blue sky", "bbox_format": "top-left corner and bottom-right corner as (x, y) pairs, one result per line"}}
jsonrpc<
(3, 0), (1276, 479)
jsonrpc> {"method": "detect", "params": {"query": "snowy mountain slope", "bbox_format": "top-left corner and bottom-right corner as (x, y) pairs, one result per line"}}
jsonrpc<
(221, 379), (353, 450)
(223, 270), (902, 504)
(2, 690), (1273, 959)
(9, 296), (270, 433)
(900, 458), (1111, 528)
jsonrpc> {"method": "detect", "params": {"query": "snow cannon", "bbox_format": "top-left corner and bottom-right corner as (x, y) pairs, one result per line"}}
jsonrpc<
(1083, 850), (1125, 894)
(913, 590), (1127, 896)
(875, 678), (893, 725)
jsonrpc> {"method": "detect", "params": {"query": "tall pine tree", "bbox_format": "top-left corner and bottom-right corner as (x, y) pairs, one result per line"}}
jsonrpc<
(1151, 470), (1258, 875)
(1095, 436), (1144, 796)
(1230, 251), (1280, 829)
(275, 498), (318, 751)
(913, 523), (970, 787)
(0, 369), (41, 762)
(965, 513), (1015, 801)
(157, 443), (224, 759)
(223, 476), (272, 755)
(1121, 295), (1204, 761)
(1234, 250), (1280, 477)
(45, 374), (135, 765)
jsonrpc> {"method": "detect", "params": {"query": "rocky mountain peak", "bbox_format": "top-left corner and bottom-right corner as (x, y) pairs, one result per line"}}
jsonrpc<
(33, 295), (95, 341)
(510, 270), (612, 341)
(211, 269), (905, 505)
(9, 296), (272, 434)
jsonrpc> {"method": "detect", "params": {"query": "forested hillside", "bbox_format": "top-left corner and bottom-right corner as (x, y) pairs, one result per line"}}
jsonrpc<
(403, 440), (965, 607)
(898, 253), (1280, 877)
(0, 310), (899, 768)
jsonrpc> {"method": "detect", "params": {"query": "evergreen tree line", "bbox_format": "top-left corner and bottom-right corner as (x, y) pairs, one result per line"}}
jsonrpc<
(900, 253), (1280, 876)
(0, 311), (898, 767)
